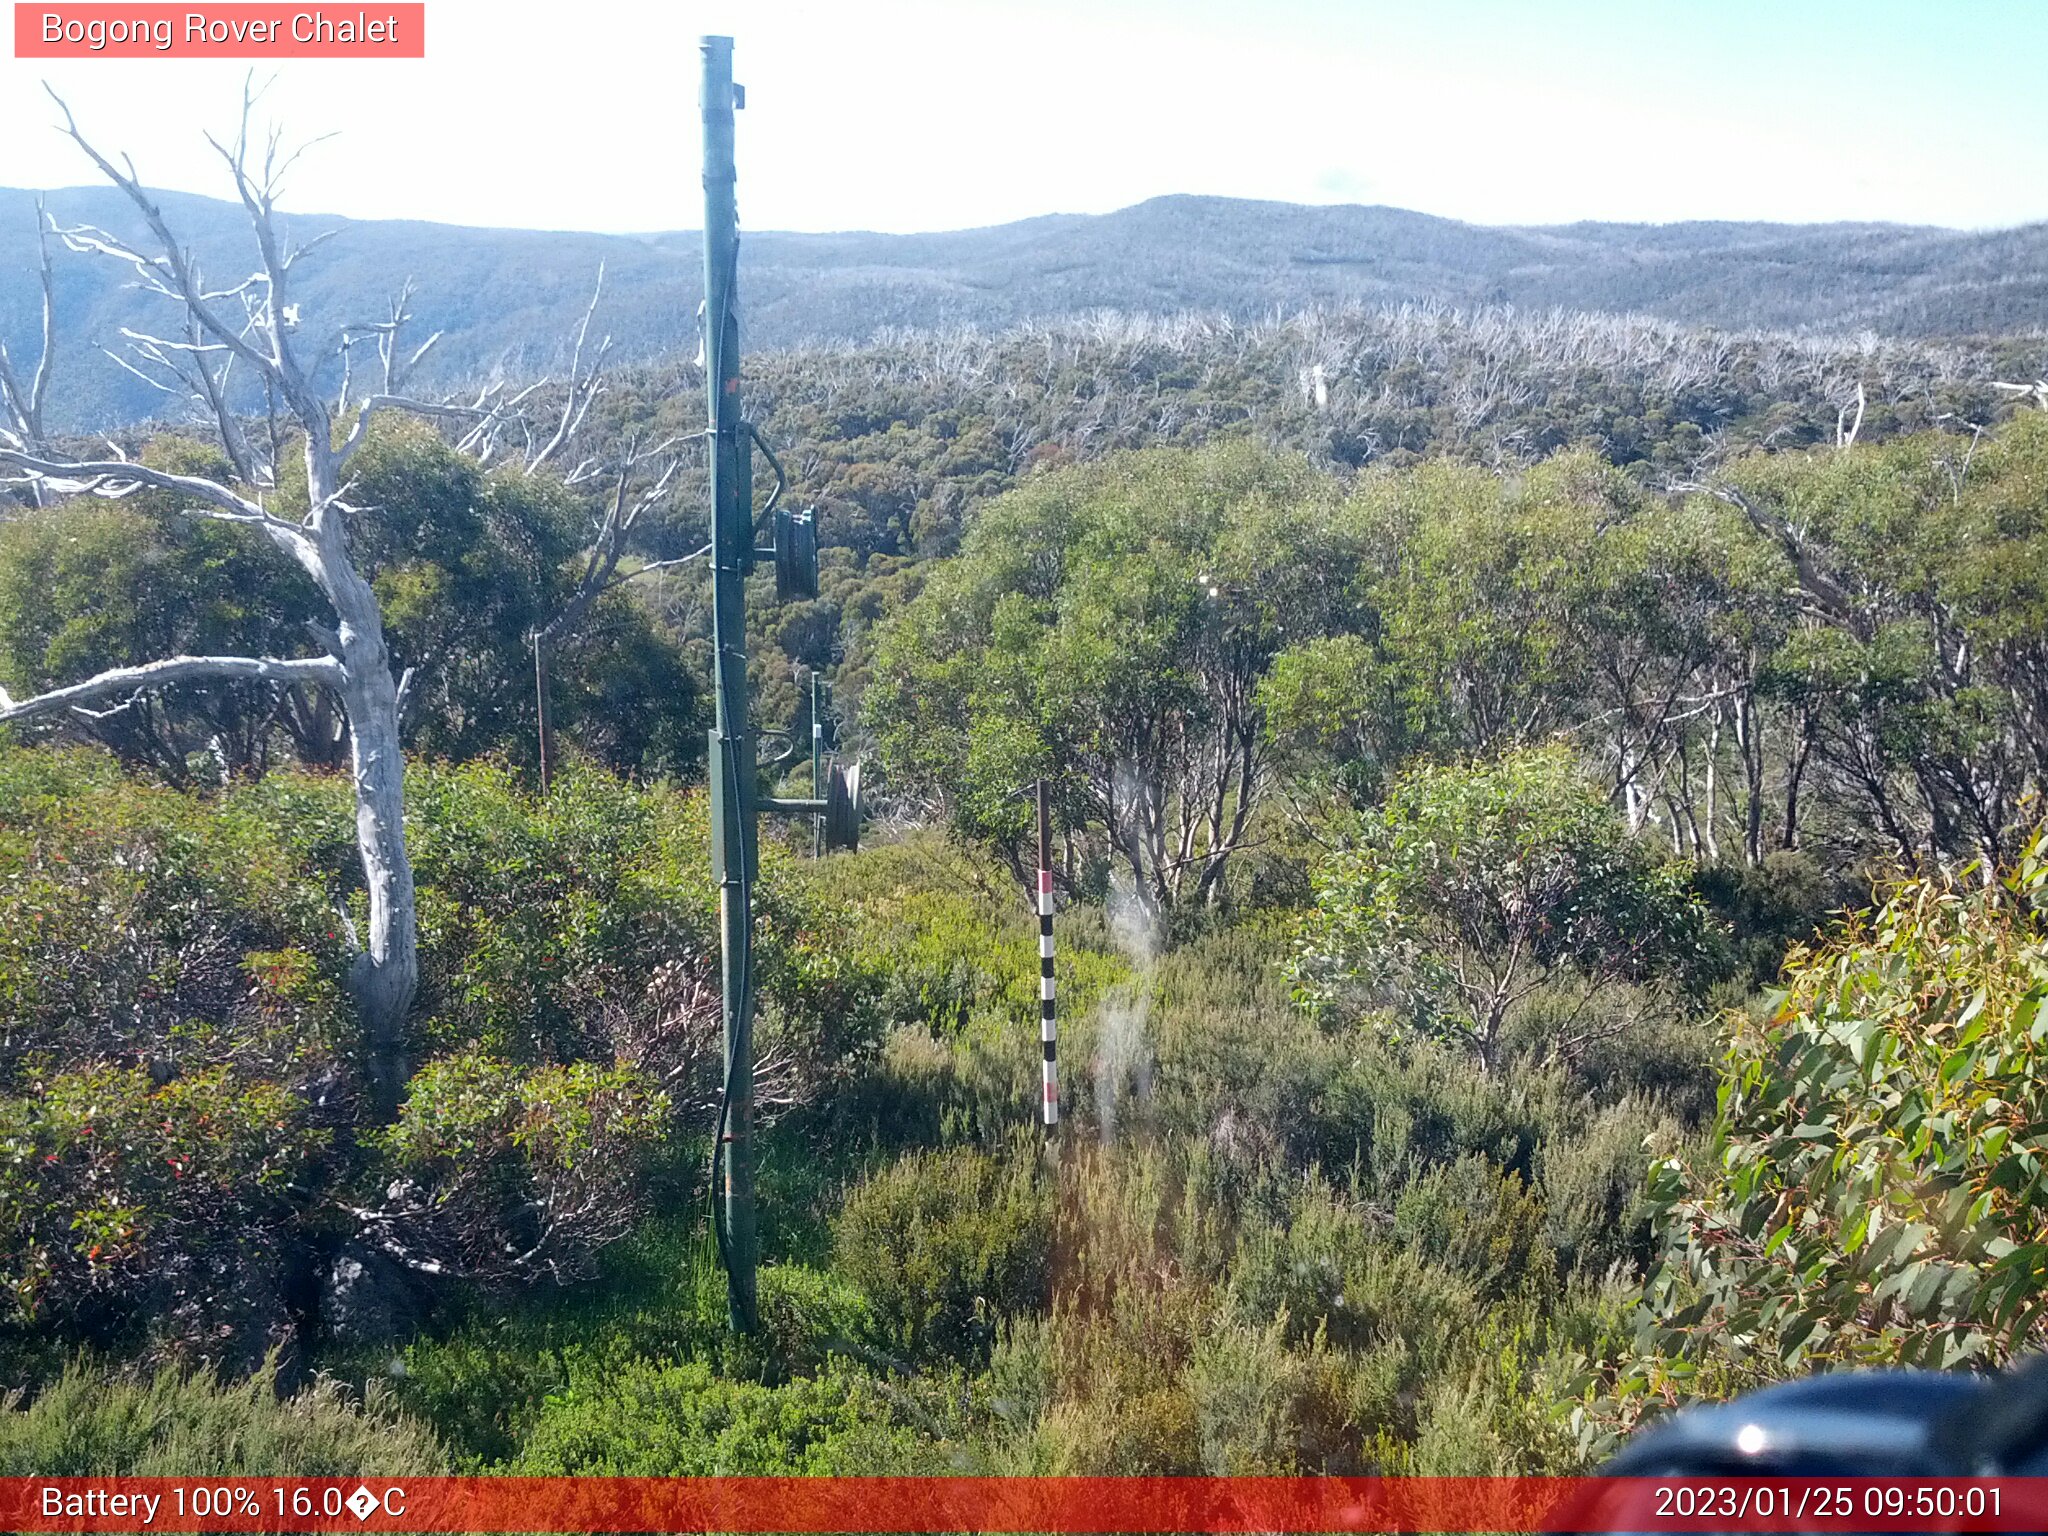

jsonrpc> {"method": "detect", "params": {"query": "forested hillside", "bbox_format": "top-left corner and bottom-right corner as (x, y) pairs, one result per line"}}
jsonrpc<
(7, 183), (2048, 429)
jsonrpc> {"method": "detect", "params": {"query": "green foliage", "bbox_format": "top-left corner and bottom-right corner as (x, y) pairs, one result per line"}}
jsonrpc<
(0, 423), (700, 782)
(0, 750), (349, 1364)
(0, 1359), (445, 1476)
(1, 1065), (323, 1330)
(505, 1356), (925, 1474)
(1292, 745), (1711, 1070)
(834, 1147), (1053, 1364)
(22, 376), (2048, 1477)
(319, 420), (702, 776)
(0, 746), (882, 1365)
(0, 439), (323, 781)
(796, 831), (1126, 1045)
(386, 1222), (878, 1469)
(0, 749), (348, 1088)
(367, 1053), (668, 1288)
(1536, 1096), (1675, 1280)
(870, 440), (1359, 908)
(1628, 830), (2048, 1396)
(1392, 1155), (1554, 1303)
(1691, 851), (1843, 993)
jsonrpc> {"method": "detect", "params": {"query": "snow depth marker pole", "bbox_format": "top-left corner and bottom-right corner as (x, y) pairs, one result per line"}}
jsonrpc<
(1037, 777), (1058, 1130)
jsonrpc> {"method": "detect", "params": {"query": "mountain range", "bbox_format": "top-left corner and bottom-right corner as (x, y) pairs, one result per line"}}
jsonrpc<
(4, 187), (2045, 430)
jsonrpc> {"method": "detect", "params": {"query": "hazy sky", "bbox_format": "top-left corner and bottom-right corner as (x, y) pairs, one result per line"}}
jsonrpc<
(4, 0), (2046, 234)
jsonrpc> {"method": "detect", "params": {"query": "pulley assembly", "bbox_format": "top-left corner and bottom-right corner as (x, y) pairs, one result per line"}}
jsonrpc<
(822, 760), (861, 852)
(775, 505), (818, 602)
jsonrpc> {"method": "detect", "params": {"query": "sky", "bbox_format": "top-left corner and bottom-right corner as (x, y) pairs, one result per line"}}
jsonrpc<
(3, 0), (2047, 235)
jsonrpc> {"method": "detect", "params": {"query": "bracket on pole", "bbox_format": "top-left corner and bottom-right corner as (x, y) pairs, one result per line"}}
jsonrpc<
(761, 761), (861, 852)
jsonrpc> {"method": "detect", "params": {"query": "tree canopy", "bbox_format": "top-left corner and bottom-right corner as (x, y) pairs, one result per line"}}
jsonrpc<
(870, 440), (1363, 909)
(1291, 745), (1709, 1072)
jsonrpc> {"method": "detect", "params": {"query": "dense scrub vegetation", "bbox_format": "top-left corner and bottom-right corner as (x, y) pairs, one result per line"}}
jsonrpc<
(9, 308), (2048, 1471)
(10, 728), (2038, 1471)
(0, 751), (1692, 1471)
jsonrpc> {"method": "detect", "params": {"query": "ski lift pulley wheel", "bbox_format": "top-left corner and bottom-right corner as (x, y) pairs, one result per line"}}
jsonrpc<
(776, 505), (819, 602)
(823, 760), (862, 853)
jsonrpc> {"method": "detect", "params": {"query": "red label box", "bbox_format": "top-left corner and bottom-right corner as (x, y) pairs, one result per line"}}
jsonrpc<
(14, 4), (425, 57)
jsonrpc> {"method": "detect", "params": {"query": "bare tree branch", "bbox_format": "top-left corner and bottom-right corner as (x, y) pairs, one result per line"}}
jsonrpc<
(1837, 379), (1865, 449)
(337, 392), (488, 466)
(0, 446), (289, 524)
(0, 196), (56, 458)
(0, 653), (343, 725)
(1672, 477), (1862, 629)
(526, 264), (611, 472)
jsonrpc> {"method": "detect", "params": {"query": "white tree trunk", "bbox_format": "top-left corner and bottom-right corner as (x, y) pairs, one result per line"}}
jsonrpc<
(333, 563), (416, 1111)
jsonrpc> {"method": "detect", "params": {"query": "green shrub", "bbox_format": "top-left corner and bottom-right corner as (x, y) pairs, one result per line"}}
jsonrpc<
(834, 1147), (1052, 1364)
(1691, 850), (1846, 992)
(363, 1053), (668, 1288)
(1537, 1096), (1674, 1279)
(1622, 829), (2048, 1417)
(386, 1329), (565, 1471)
(0, 1359), (444, 1475)
(1392, 1154), (1554, 1302)
(0, 749), (348, 1093)
(795, 834), (1029, 1035)
(1291, 745), (1710, 1072)
(1, 1064), (326, 1364)
(1224, 1183), (1481, 1374)
(0, 746), (887, 1367)
(748, 1265), (876, 1377)
(505, 1357), (921, 1474)
(1186, 1320), (1367, 1473)
(1223, 1185), (1373, 1346)
(1034, 1382), (1202, 1474)
(1313, 1036), (1554, 1185)
(389, 1242), (874, 1469)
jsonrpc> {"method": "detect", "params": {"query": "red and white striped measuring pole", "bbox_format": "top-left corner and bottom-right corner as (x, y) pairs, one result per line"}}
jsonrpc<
(1036, 778), (1058, 1129)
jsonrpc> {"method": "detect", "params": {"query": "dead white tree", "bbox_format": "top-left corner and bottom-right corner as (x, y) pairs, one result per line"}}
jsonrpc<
(338, 275), (440, 422)
(0, 196), (57, 505)
(529, 433), (704, 790)
(0, 86), (514, 1116)
(503, 267), (715, 792)
(1835, 378), (1866, 449)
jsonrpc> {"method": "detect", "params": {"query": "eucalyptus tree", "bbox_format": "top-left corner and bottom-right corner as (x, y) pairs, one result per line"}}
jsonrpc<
(1290, 745), (1709, 1074)
(871, 440), (1360, 912)
(1694, 419), (2048, 869)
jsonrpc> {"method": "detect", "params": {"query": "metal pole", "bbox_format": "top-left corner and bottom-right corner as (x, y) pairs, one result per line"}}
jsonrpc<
(702, 33), (757, 1333)
(811, 672), (824, 859)
(1037, 778), (1058, 1130)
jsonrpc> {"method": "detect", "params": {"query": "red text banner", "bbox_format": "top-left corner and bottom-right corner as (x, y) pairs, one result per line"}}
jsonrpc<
(7, 1476), (2048, 1533)
(14, 5), (424, 57)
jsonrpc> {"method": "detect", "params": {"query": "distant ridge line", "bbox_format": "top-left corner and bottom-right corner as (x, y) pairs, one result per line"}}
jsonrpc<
(3, 187), (2045, 430)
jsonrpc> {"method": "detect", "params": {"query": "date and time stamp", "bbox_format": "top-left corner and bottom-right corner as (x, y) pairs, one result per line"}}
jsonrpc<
(7, 1475), (2048, 1533)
